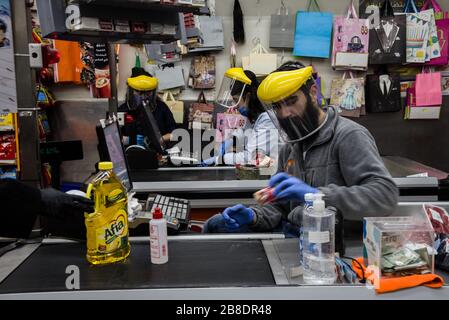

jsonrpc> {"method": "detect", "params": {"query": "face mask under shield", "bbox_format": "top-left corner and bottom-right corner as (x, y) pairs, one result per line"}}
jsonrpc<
(263, 86), (328, 144)
(216, 76), (248, 110)
(126, 87), (156, 111)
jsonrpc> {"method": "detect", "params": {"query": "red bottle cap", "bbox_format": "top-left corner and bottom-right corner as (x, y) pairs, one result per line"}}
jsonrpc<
(125, 114), (134, 124)
(153, 208), (163, 220)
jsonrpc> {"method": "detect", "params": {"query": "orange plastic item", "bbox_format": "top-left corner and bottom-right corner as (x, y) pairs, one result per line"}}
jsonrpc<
(53, 40), (84, 84)
(352, 258), (444, 294)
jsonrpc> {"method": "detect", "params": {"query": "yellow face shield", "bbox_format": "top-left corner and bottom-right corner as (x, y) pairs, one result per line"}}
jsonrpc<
(216, 68), (252, 109)
(126, 75), (159, 111)
(257, 67), (327, 144)
(127, 75), (158, 91)
(257, 67), (314, 104)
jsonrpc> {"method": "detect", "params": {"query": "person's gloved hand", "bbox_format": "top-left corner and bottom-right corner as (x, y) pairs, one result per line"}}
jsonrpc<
(222, 204), (255, 230)
(219, 140), (234, 157)
(40, 188), (95, 219)
(269, 173), (319, 202)
(200, 156), (218, 167)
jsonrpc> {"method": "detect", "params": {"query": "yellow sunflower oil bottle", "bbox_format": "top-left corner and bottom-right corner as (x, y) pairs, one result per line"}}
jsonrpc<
(85, 162), (130, 265)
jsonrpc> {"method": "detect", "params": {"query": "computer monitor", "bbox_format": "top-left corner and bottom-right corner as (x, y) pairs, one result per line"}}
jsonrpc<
(97, 121), (133, 192)
(136, 103), (166, 155)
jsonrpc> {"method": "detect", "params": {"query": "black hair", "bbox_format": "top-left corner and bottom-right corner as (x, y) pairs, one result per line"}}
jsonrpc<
(0, 19), (7, 32)
(231, 70), (264, 124)
(275, 61), (315, 94)
(131, 67), (151, 78)
(233, 0), (245, 44)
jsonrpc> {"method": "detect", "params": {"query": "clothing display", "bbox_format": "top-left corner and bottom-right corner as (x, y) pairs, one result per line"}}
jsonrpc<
(366, 73), (402, 113)
(369, 0), (407, 65)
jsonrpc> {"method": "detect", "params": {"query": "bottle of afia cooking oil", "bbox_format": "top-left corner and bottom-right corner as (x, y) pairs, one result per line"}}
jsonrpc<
(85, 162), (131, 265)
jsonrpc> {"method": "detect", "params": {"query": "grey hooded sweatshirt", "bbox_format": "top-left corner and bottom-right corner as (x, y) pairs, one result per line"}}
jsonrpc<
(250, 106), (399, 231)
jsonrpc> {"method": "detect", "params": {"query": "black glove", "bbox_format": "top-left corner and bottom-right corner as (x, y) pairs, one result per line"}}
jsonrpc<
(40, 188), (94, 219)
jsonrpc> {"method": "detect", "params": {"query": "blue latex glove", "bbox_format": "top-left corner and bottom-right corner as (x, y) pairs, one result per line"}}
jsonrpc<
(222, 204), (255, 230)
(219, 140), (234, 156)
(269, 173), (319, 202)
(200, 157), (217, 167)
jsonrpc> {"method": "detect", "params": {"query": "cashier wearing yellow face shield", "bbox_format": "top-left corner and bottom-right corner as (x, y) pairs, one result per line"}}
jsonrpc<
(257, 63), (328, 144)
(203, 62), (398, 237)
(124, 70), (176, 143)
(126, 75), (158, 112)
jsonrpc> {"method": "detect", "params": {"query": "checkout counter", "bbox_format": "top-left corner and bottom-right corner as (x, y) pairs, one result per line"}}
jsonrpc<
(0, 203), (449, 300)
(131, 156), (449, 208)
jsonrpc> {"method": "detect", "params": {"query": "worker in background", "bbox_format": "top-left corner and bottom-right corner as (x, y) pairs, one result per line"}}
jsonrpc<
(203, 61), (399, 234)
(120, 68), (176, 144)
(0, 179), (94, 239)
(202, 68), (281, 166)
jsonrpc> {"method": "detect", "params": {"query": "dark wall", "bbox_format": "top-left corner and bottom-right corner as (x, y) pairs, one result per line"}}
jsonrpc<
(353, 97), (449, 173)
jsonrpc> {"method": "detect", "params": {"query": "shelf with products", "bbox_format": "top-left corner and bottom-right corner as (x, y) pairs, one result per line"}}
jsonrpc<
(0, 113), (20, 175)
(37, 0), (208, 44)
(0, 160), (16, 166)
(47, 30), (181, 45)
(76, 0), (210, 15)
(0, 113), (15, 133)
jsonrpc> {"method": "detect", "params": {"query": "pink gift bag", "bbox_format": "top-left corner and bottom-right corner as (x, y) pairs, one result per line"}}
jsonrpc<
(332, 0), (370, 71)
(416, 69), (443, 106)
(422, 0), (449, 66)
(405, 85), (441, 120)
(215, 111), (248, 143)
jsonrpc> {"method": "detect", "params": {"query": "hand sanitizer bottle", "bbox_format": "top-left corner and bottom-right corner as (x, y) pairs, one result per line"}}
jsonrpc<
(150, 208), (169, 265)
(299, 193), (318, 267)
(302, 193), (336, 285)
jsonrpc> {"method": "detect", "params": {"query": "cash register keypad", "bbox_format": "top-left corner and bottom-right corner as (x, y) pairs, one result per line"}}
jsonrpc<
(146, 195), (190, 223)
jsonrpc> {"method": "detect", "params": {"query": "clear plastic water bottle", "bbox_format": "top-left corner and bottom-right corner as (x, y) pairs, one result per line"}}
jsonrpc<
(299, 194), (316, 266)
(302, 193), (336, 285)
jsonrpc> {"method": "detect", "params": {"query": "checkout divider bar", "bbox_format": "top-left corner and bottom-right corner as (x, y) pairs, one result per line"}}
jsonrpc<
(41, 234), (286, 245)
(1, 283), (448, 300)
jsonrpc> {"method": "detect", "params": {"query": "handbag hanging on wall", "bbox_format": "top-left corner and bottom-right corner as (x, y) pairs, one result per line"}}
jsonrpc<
(332, 0), (370, 71)
(215, 109), (249, 143)
(415, 67), (443, 106)
(421, 0), (449, 66)
(190, 15), (225, 52)
(293, 0), (333, 59)
(369, 0), (407, 65)
(162, 92), (185, 125)
(155, 64), (186, 91)
(189, 91), (215, 130)
(366, 73), (402, 113)
(404, 0), (434, 64)
(189, 55), (216, 89)
(405, 85), (441, 119)
(330, 72), (366, 118)
(242, 39), (278, 77)
(269, 1), (296, 49)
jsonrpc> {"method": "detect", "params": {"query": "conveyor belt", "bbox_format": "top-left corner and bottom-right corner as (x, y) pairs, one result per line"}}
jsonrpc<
(0, 240), (275, 294)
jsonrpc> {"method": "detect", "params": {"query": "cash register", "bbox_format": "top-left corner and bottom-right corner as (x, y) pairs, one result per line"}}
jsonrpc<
(126, 101), (199, 169)
(97, 118), (192, 233)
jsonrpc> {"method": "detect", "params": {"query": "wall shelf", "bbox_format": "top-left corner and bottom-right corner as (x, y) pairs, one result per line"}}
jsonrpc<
(37, 0), (204, 44)
(76, 0), (210, 15)
(48, 29), (179, 44)
(0, 160), (16, 166)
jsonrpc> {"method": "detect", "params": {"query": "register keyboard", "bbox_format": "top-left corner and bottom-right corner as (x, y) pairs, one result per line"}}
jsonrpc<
(146, 194), (191, 225)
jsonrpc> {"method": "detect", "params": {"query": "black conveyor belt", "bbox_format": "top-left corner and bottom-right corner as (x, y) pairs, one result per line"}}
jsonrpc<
(0, 241), (275, 294)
